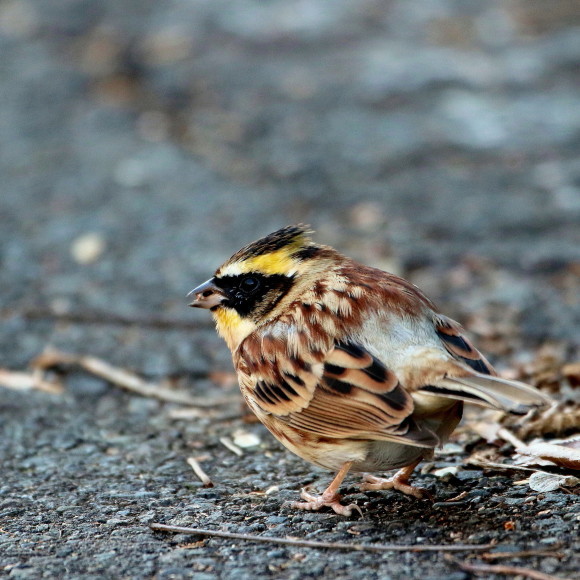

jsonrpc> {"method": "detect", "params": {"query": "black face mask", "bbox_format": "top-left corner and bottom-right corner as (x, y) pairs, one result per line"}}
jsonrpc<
(215, 273), (295, 317)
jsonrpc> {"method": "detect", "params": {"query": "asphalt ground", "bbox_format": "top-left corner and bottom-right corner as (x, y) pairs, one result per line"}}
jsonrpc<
(1, 1), (579, 578)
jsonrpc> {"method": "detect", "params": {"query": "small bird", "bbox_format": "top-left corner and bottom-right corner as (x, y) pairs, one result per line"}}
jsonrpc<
(189, 225), (550, 515)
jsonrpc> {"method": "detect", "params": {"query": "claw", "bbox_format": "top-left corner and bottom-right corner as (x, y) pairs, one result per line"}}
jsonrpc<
(360, 474), (429, 499)
(287, 461), (362, 517)
(359, 461), (431, 500)
(291, 488), (362, 517)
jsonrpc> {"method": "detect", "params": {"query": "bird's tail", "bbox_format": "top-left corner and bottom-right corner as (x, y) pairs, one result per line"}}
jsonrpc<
(420, 373), (551, 415)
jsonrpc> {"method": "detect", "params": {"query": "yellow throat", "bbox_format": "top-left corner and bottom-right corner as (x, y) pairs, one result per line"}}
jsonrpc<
(214, 308), (257, 351)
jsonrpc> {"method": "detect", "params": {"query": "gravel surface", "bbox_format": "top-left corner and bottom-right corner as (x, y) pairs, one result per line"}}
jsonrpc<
(1, 1), (579, 578)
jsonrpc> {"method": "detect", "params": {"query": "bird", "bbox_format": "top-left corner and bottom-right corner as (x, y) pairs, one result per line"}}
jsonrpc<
(188, 225), (551, 516)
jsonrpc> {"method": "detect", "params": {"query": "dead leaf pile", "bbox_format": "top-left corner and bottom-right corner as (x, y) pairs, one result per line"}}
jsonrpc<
(513, 436), (580, 471)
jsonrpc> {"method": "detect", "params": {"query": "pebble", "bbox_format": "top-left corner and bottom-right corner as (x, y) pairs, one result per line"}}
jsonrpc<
(502, 497), (526, 506)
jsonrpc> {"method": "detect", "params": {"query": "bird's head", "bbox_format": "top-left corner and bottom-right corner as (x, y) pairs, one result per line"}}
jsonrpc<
(189, 225), (334, 350)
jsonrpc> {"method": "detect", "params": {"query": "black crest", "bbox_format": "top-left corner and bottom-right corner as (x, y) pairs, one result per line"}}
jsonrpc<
(224, 224), (315, 265)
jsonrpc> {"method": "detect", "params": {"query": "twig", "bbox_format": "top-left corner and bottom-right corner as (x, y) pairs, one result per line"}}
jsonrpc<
(482, 546), (564, 561)
(186, 457), (214, 488)
(497, 427), (527, 450)
(451, 558), (571, 580)
(150, 523), (494, 553)
(5, 307), (213, 330)
(445, 491), (469, 502)
(465, 459), (538, 473)
(219, 437), (243, 457)
(32, 349), (236, 407)
(0, 368), (63, 394)
(168, 408), (241, 421)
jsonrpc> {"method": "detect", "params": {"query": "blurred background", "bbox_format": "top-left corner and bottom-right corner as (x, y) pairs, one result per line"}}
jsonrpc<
(2, 0), (580, 374)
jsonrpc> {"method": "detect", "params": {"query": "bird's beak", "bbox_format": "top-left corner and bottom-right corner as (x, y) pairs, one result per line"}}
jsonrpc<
(188, 278), (225, 309)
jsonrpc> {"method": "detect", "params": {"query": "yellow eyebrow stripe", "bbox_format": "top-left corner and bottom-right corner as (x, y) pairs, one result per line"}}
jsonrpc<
(239, 248), (297, 275)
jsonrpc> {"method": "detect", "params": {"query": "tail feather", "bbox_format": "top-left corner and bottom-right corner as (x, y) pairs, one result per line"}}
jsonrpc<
(421, 374), (551, 415)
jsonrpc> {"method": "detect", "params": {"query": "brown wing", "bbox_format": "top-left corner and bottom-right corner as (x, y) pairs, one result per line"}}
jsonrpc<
(236, 327), (325, 416)
(236, 330), (439, 448)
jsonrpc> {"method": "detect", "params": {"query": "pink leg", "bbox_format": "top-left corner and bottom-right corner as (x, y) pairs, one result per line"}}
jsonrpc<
(291, 462), (361, 516)
(359, 460), (429, 499)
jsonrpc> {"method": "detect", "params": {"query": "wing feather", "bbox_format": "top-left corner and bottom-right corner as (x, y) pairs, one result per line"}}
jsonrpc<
(434, 315), (495, 375)
(424, 374), (552, 414)
(236, 329), (439, 448)
(424, 315), (550, 413)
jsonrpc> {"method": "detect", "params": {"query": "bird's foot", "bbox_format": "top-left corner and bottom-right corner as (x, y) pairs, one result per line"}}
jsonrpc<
(291, 488), (362, 517)
(359, 472), (429, 499)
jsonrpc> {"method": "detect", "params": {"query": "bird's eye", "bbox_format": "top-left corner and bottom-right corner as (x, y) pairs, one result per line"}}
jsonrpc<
(241, 276), (260, 293)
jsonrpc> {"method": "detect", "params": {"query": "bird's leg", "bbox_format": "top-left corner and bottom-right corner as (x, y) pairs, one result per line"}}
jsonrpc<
(360, 460), (429, 499)
(291, 462), (361, 516)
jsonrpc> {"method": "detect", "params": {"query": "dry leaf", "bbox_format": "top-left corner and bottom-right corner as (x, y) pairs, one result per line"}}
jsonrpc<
(562, 362), (580, 387)
(528, 471), (579, 492)
(512, 454), (557, 468)
(469, 419), (502, 442)
(516, 438), (580, 470)
(515, 404), (580, 438)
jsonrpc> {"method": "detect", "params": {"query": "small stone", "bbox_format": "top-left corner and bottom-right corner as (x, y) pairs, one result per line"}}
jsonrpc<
(503, 497), (525, 506)
(265, 516), (287, 525)
(438, 443), (464, 455)
(455, 470), (482, 481)
(433, 465), (460, 479)
(71, 233), (106, 264)
(232, 429), (261, 449)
